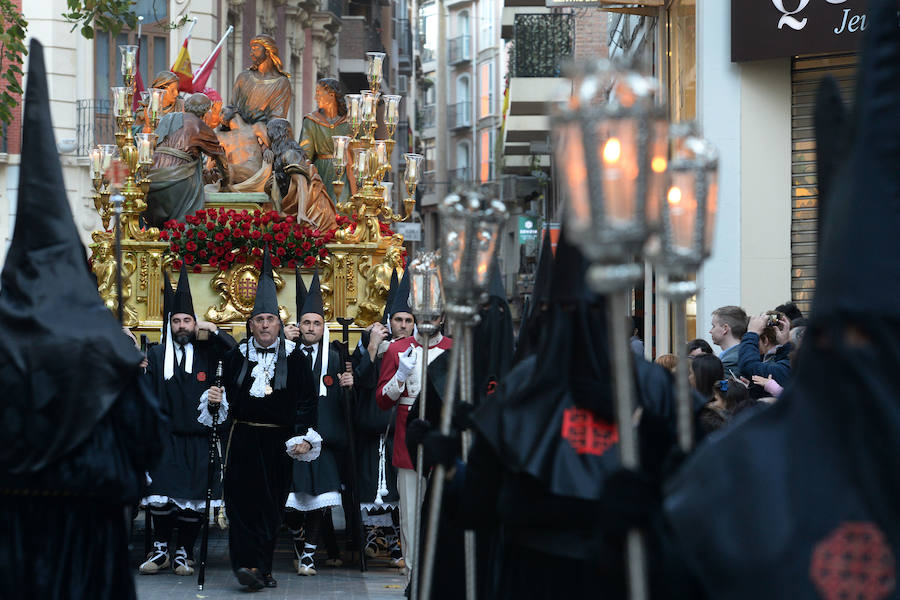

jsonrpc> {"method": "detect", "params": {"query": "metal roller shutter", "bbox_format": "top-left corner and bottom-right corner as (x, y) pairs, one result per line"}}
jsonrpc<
(790, 53), (857, 315)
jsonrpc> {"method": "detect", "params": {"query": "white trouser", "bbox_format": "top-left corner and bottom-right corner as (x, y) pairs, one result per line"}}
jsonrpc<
(396, 467), (421, 579)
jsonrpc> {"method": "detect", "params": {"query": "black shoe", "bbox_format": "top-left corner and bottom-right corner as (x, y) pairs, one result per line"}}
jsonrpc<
(262, 574), (277, 588)
(235, 567), (265, 591)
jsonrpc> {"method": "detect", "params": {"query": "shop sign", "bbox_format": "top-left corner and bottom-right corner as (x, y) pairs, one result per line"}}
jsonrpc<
(394, 222), (422, 242)
(518, 215), (540, 244)
(731, 0), (885, 62)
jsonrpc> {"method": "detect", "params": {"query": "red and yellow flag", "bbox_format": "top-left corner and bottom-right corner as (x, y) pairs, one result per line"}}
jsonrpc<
(171, 18), (197, 92)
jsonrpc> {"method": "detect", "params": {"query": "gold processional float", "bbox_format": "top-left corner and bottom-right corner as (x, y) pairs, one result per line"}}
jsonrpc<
(88, 44), (423, 341)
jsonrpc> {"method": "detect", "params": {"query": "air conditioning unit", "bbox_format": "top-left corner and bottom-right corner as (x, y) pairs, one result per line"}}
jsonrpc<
(397, 74), (409, 94)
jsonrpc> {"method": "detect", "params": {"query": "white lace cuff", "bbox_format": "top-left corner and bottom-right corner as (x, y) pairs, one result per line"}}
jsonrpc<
(285, 428), (322, 462)
(197, 389), (229, 427)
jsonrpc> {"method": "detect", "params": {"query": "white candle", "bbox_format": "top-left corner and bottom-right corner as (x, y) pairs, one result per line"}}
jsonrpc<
(90, 149), (101, 176)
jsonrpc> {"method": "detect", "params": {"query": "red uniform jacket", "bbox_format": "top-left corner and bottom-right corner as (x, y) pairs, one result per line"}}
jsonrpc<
(376, 334), (453, 470)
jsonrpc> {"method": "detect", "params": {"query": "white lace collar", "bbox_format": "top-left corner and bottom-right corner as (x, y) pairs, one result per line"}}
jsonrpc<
(239, 338), (297, 398)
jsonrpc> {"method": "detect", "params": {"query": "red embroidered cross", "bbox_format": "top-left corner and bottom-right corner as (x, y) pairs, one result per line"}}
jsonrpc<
(560, 407), (618, 456)
(810, 521), (896, 600)
(238, 278), (257, 300)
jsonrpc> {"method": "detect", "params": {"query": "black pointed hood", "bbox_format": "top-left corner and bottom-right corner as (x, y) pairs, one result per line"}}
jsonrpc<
(513, 229), (554, 363)
(381, 268), (399, 324)
(488, 256), (506, 301)
(161, 270), (174, 342)
(548, 228), (590, 305)
(295, 266), (308, 323)
(388, 267), (412, 317)
(813, 0), (900, 321)
(252, 246), (279, 317)
(0, 39), (143, 474)
(532, 229), (554, 305)
(172, 263), (195, 317)
(300, 267), (324, 317)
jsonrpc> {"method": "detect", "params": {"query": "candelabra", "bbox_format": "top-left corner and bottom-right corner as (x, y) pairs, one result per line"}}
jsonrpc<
(90, 44), (163, 242)
(331, 52), (421, 244)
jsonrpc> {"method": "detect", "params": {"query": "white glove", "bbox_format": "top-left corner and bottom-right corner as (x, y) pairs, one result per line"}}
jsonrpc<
(396, 346), (417, 383)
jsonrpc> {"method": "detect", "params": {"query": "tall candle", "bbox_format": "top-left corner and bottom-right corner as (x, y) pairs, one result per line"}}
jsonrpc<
(90, 149), (101, 176)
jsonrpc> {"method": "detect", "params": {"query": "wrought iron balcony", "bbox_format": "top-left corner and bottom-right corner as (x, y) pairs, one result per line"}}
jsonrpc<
(448, 101), (471, 129)
(421, 105), (436, 129)
(513, 14), (574, 77)
(76, 99), (116, 156)
(448, 35), (471, 64)
(421, 46), (435, 63)
(397, 19), (412, 62)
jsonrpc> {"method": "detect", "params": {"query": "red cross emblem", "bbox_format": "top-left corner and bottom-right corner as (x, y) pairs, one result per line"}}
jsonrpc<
(560, 407), (618, 456)
(810, 522), (896, 600)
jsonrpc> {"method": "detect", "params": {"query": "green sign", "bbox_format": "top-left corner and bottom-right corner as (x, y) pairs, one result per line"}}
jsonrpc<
(518, 215), (539, 244)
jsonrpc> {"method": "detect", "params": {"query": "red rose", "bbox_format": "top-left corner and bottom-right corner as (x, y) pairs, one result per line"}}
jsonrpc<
(215, 232), (225, 242)
(233, 229), (242, 239)
(205, 222), (215, 230)
(197, 209), (207, 219)
(164, 219), (177, 229)
(302, 241), (312, 251)
(238, 246), (249, 255)
(315, 239), (324, 248)
(177, 222), (186, 231)
(253, 218), (261, 227)
(193, 264), (202, 273)
(227, 209), (236, 218)
(252, 247), (262, 257)
(242, 221), (251, 230)
(253, 210), (261, 217)
(185, 215), (196, 225)
(287, 242), (296, 249)
(170, 243), (179, 252)
(312, 229), (321, 237)
(224, 241), (233, 250)
(286, 215), (296, 224)
(287, 259), (297, 268)
(236, 255), (246, 263)
(263, 233), (273, 242)
(254, 259), (262, 269)
(172, 259), (183, 270)
(198, 250), (207, 259)
(215, 246), (226, 256)
(241, 209), (249, 217)
(159, 230), (169, 240)
(207, 208), (216, 219)
(186, 229), (194, 239)
(271, 256), (281, 267)
(302, 227), (312, 237)
(251, 230), (261, 240)
(186, 241), (198, 252)
(197, 230), (207, 240)
(225, 252), (236, 262)
(276, 246), (286, 256)
(318, 248), (328, 258)
(209, 256), (218, 267)
(274, 232), (286, 243)
(304, 255), (316, 267)
(206, 241), (215, 250)
(184, 254), (195, 264)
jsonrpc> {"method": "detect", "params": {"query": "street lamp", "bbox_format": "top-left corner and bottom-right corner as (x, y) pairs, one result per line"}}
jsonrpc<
(551, 62), (666, 600)
(648, 123), (719, 453)
(406, 250), (443, 600)
(418, 191), (507, 600)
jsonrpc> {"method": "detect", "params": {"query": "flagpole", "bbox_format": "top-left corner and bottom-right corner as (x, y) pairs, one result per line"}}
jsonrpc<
(183, 17), (198, 45)
(192, 25), (234, 87)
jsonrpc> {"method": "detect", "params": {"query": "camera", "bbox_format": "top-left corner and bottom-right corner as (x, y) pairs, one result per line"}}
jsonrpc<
(765, 312), (784, 328)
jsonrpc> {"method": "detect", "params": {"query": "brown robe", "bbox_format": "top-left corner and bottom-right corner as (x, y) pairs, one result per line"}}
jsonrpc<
(231, 69), (291, 124)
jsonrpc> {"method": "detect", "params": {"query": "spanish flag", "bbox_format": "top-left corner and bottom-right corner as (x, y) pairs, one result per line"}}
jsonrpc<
(171, 18), (197, 93)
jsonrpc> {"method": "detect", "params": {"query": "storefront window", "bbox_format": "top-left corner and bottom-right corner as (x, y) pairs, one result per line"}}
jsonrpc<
(668, 0), (696, 121)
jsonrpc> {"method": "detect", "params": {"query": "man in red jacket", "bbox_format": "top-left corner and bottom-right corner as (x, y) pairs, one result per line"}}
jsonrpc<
(376, 270), (451, 580)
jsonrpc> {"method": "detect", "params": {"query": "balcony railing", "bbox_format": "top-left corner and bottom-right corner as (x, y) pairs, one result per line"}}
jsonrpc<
(421, 105), (436, 129)
(448, 35), (471, 64)
(448, 101), (471, 129)
(421, 46), (435, 63)
(76, 99), (116, 156)
(449, 167), (471, 183)
(513, 14), (574, 77)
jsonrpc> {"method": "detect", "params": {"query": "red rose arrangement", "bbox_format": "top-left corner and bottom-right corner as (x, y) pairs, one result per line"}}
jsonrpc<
(162, 208), (338, 273)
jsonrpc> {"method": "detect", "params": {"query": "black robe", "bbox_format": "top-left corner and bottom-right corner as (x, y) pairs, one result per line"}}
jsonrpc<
(352, 339), (399, 506)
(222, 341), (317, 574)
(291, 344), (347, 499)
(144, 332), (236, 502)
(0, 376), (165, 600)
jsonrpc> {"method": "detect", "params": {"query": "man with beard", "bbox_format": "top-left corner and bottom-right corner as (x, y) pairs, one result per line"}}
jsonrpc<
(204, 248), (320, 590)
(283, 269), (354, 575)
(352, 269), (405, 568)
(225, 34), (291, 125)
(139, 265), (236, 576)
(377, 269), (452, 584)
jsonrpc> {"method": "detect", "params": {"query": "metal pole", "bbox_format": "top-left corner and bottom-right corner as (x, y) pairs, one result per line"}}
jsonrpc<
(435, 0), (448, 203)
(605, 290), (648, 600)
(458, 324), (477, 600)
(672, 295), (693, 452)
(112, 194), (124, 324)
(409, 329), (432, 600)
(418, 310), (464, 600)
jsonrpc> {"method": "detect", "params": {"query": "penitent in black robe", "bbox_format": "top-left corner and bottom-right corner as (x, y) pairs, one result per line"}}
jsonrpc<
(144, 332), (236, 504)
(221, 340), (317, 575)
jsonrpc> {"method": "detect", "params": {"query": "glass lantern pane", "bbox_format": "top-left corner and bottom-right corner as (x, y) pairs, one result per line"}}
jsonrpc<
(704, 172), (718, 255)
(596, 118), (639, 225)
(668, 171), (698, 253)
(555, 123), (591, 236)
(646, 118), (669, 229)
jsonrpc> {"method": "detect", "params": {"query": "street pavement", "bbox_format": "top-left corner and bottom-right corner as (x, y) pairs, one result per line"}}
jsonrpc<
(130, 521), (406, 600)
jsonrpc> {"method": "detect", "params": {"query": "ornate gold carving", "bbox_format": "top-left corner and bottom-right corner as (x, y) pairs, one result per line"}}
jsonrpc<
(91, 234), (139, 326)
(356, 242), (404, 326)
(205, 264), (288, 323)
